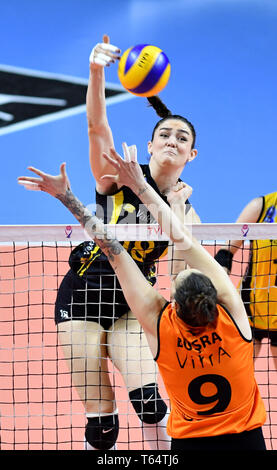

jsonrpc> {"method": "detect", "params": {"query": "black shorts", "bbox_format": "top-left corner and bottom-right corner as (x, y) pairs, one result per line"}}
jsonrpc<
(171, 427), (266, 451)
(252, 327), (277, 346)
(55, 269), (130, 331)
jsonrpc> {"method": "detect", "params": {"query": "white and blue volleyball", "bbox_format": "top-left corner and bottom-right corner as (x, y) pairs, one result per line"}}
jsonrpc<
(118, 44), (171, 97)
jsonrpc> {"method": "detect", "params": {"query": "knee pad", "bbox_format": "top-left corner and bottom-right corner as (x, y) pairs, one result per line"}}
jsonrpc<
(85, 413), (119, 450)
(129, 383), (167, 424)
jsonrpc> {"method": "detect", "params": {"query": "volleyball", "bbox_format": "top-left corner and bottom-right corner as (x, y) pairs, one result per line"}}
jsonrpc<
(118, 44), (171, 97)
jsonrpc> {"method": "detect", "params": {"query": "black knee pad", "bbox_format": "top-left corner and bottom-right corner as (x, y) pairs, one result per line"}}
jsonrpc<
(129, 383), (167, 424)
(85, 414), (119, 450)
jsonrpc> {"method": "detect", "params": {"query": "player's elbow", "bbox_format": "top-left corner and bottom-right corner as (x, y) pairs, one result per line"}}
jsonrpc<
(87, 121), (111, 138)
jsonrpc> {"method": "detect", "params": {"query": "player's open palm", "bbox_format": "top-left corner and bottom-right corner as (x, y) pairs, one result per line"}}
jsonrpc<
(101, 143), (145, 191)
(18, 163), (71, 198)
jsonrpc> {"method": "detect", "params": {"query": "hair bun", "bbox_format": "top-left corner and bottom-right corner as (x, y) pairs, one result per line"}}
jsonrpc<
(195, 292), (207, 305)
(194, 293), (217, 325)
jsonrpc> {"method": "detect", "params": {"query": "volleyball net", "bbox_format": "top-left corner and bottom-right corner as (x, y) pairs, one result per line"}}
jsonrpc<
(0, 223), (276, 450)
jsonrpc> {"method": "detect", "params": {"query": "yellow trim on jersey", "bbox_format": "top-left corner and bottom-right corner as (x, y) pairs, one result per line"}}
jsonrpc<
(77, 186), (170, 277)
(77, 244), (101, 276)
(110, 191), (124, 225)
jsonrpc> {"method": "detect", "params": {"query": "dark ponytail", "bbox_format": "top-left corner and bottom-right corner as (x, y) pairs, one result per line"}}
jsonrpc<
(174, 272), (218, 330)
(147, 96), (196, 148)
(147, 96), (172, 118)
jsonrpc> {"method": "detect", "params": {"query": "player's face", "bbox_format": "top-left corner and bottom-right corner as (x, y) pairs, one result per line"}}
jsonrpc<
(148, 119), (197, 170)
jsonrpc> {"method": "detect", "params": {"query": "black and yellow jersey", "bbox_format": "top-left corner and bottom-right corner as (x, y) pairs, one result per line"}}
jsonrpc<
(241, 192), (277, 330)
(69, 164), (190, 282)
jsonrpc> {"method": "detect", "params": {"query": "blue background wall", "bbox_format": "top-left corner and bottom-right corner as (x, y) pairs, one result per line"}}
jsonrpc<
(1, 0), (276, 225)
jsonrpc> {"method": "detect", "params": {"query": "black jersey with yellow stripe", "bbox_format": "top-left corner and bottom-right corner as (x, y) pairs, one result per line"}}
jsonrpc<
(69, 164), (189, 281)
(241, 192), (277, 330)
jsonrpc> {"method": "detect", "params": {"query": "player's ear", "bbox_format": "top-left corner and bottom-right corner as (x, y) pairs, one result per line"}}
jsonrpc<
(147, 141), (153, 156)
(188, 149), (197, 162)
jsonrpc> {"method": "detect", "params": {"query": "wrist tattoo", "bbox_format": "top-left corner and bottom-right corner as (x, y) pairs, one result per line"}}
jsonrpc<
(57, 189), (124, 261)
(96, 236), (124, 262)
(56, 189), (92, 227)
(137, 185), (147, 196)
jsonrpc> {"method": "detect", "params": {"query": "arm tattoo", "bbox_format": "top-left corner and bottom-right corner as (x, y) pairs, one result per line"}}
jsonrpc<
(56, 189), (124, 261)
(95, 236), (124, 262)
(137, 185), (148, 196)
(56, 189), (92, 227)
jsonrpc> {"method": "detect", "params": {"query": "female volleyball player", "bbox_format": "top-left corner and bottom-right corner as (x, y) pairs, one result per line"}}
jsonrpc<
(215, 193), (277, 369)
(19, 35), (200, 451)
(18, 146), (266, 451)
(61, 35), (199, 450)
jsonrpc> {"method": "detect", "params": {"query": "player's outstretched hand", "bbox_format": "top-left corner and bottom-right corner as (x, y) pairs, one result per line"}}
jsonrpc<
(89, 34), (121, 68)
(101, 143), (145, 192)
(18, 163), (70, 198)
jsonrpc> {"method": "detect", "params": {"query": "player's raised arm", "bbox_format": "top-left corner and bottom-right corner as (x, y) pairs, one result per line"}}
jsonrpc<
(87, 34), (121, 194)
(165, 181), (192, 288)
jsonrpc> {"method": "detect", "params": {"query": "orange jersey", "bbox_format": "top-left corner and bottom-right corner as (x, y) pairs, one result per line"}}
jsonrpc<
(155, 302), (266, 439)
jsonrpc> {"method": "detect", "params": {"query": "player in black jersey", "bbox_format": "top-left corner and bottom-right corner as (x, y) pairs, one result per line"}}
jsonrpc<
(18, 35), (200, 451)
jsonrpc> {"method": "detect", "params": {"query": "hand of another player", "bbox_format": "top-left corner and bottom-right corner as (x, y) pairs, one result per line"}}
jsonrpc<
(18, 163), (71, 198)
(166, 181), (193, 207)
(101, 143), (145, 192)
(89, 34), (121, 68)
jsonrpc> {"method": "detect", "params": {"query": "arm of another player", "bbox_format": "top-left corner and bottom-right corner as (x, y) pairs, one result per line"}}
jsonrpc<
(87, 34), (121, 194)
(166, 184), (200, 297)
(166, 182), (193, 285)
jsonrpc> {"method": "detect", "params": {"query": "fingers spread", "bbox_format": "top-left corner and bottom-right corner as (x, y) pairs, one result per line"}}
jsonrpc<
(122, 142), (131, 162)
(109, 147), (123, 163)
(18, 176), (43, 183)
(122, 143), (137, 163)
(128, 145), (137, 162)
(102, 152), (120, 168)
(27, 166), (46, 177)
(100, 174), (119, 182)
(18, 180), (41, 191)
(60, 162), (67, 176)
